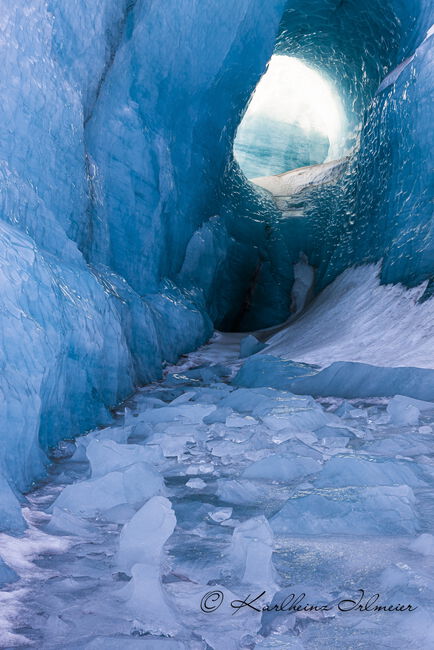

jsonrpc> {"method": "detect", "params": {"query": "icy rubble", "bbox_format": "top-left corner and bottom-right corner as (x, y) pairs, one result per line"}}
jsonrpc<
(3, 335), (434, 649)
(229, 516), (277, 590)
(52, 462), (165, 520)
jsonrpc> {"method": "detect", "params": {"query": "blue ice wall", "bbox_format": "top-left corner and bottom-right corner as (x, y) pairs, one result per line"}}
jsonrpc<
(83, 0), (287, 292)
(338, 18), (434, 289)
(257, 0), (433, 293)
(0, 0), (287, 531)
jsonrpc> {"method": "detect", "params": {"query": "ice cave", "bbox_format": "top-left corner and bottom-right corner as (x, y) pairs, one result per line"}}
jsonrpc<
(0, 0), (433, 648)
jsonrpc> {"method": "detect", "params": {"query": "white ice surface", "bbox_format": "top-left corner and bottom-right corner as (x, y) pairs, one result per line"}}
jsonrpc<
(263, 264), (434, 369)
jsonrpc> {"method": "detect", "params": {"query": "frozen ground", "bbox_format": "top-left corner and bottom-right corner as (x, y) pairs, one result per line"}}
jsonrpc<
(1, 268), (434, 649)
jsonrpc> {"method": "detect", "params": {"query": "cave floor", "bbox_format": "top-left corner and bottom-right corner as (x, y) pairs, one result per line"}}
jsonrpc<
(1, 332), (434, 649)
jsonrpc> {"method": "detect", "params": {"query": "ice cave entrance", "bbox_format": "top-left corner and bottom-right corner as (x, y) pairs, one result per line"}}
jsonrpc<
(234, 55), (345, 181)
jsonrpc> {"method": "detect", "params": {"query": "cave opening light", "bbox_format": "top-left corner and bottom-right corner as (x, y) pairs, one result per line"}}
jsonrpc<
(234, 54), (346, 180)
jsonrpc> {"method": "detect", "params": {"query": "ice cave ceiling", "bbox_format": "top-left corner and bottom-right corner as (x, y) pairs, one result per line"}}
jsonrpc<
(0, 0), (432, 534)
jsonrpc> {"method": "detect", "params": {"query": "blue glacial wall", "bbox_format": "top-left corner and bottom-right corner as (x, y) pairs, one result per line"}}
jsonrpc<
(269, 0), (434, 291)
(0, 0), (287, 531)
(0, 0), (433, 532)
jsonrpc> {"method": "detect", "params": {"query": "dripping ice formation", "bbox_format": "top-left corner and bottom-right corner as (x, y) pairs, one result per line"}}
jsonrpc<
(0, 0), (433, 646)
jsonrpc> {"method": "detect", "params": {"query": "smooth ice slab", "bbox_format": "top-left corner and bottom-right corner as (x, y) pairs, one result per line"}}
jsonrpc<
(233, 355), (319, 390)
(315, 456), (426, 488)
(53, 463), (165, 518)
(271, 485), (419, 536)
(86, 439), (163, 477)
(242, 454), (321, 482)
(288, 362), (434, 401)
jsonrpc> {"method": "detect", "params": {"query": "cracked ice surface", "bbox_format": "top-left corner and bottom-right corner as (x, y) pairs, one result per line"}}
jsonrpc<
(1, 331), (434, 649)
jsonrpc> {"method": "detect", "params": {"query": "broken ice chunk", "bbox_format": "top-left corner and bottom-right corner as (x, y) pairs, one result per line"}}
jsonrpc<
(209, 508), (232, 522)
(392, 394), (434, 412)
(387, 394), (434, 426)
(53, 463), (165, 518)
(230, 516), (277, 590)
(46, 506), (101, 537)
(220, 387), (279, 414)
(71, 425), (133, 462)
(86, 439), (163, 477)
(203, 406), (233, 424)
(271, 485), (418, 535)
(217, 479), (265, 506)
(261, 404), (331, 433)
(271, 428), (318, 445)
(225, 413), (257, 428)
(242, 454), (320, 483)
(409, 533), (434, 556)
(116, 496), (176, 574)
(185, 463), (214, 475)
(239, 335), (267, 358)
(169, 391), (197, 405)
(116, 497), (178, 635)
(387, 397), (420, 425)
(315, 456), (425, 488)
(117, 562), (180, 635)
(186, 478), (206, 489)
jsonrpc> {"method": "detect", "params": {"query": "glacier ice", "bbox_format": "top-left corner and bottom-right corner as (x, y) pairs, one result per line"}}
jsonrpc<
(239, 335), (267, 358)
(290, 362), (434, 401)
(3, 332), (434, 647)
(270, 486), (419, 536)
(0, 0), (432, 537)
(409, 534), (434, 556)
(86, 439), (162, 477)
(229, 516), (277, 590)
(242, 454), (320, 482)
(0, 0), (434, 647)
(53, 463), (165, 519)
(116, 496), (176, 575)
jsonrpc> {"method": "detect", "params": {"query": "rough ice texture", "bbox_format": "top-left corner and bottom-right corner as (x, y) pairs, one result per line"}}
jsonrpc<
(263, 265), (434, 370)
(1, 0), (433, 532)
(0, 0), (286, 527)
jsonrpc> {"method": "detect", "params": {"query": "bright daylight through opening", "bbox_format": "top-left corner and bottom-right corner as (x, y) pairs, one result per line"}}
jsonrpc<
(234, 55), (346, 180)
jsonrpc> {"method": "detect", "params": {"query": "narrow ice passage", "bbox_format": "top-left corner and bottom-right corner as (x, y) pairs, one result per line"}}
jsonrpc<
(2, 270), (434, 648)
(0, 1), (433, 648)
